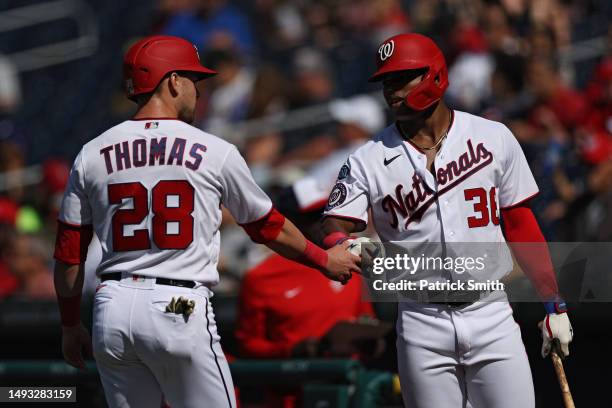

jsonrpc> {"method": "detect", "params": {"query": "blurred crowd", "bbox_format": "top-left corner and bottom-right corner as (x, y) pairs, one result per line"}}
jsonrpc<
(0, 0), (610, 302)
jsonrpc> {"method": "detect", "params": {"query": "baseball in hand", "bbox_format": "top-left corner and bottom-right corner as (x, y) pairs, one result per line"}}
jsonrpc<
(346, 237), (385, 258)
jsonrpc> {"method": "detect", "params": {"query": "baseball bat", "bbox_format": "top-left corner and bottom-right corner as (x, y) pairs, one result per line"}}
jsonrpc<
(550, 339), (575, 408)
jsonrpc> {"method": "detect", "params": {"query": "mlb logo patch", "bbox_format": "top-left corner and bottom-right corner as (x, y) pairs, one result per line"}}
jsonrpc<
(145, 121), (159, 129)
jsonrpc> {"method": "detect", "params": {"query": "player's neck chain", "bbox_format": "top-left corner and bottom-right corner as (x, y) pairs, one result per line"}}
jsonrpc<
(413, 133), (447, 151)
(404, 110), (453, 151)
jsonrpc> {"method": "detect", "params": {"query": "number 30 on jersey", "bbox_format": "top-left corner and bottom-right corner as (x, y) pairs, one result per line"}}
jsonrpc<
(464, 187), (500, 228)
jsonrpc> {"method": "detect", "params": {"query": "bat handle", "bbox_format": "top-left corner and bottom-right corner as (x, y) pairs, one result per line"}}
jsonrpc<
(551, 339), (575, 408)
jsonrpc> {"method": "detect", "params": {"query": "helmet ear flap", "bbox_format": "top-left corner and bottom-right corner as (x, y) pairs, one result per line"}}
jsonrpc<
(404, 60), (449, 110)
(405, 69), (437, 110)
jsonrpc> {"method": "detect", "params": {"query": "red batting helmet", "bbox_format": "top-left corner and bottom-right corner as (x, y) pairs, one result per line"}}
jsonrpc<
(369, 33), (449, 111)
(123, 35), (217, 101)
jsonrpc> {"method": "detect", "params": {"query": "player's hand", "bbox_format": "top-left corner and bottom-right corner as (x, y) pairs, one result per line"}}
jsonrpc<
(323, 241), (361, 284)
(539, 313), (573, 358)
(61, 323), (92, 369)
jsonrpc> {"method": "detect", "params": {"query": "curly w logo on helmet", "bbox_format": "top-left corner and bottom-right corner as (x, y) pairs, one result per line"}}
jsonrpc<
(378, 40), (395, 61)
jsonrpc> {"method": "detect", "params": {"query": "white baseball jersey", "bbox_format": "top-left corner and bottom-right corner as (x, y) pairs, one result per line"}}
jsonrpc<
(323, 110), (539, 279)
(326, 109), (539, 408)
(59, 119), (272, 284)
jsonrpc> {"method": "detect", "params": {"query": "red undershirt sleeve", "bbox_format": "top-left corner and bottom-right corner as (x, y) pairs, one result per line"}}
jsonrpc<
(54, 221), (94, 265)
(240, 207), (285, 244)
(501, 203), (559, 301)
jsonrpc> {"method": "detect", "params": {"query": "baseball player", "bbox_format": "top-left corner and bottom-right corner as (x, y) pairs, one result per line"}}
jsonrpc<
(321, 33), (573, 408)
(52, 35), (359, 408)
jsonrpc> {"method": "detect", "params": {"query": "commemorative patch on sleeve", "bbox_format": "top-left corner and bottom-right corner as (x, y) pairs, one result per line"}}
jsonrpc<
(326, 183), (348, 210)
(337, 162), (351, 180)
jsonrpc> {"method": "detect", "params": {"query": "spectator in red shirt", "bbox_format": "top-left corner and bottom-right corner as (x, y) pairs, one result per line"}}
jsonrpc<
(236, 253), (374, 358)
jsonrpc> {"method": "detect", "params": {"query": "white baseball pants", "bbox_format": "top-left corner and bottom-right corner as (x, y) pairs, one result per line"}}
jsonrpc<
(396, 292), (535, 408)
(92, 277), (236, 408)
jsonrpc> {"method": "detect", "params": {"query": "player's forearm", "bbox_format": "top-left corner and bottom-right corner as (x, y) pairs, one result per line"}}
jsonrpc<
(240, 207), (329, 269)
(265, 218), (308, 259)
(321, 217), (358, 248)
(322, 217), (359, 235)
(54, 262), (84, 297)
(54, 261), (85, 326)
(53, 219), (93, 294)
(240, 206), (304, 255)
(501, 205), (559, 301)
(266, 219), (330, 271)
